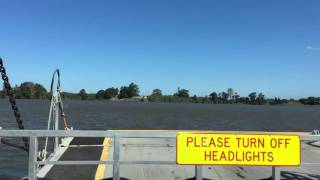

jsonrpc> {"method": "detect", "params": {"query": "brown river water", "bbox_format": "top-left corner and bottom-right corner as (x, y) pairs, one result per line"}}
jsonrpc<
(0, 99), (320, 179)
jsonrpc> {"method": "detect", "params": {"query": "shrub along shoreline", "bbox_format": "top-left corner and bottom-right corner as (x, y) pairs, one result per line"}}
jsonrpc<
(1, 81), (319, 106)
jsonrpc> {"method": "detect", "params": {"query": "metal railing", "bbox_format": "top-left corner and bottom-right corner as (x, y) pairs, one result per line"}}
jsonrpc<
(0, 130), (320, 180)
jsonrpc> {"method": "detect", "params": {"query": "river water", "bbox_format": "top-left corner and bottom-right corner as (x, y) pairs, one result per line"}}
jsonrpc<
(0, 99), (320, 179)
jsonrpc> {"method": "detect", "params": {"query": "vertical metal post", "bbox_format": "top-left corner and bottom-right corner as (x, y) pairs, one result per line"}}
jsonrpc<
(54, 97), (59, 150)
(44, 100), (53, 156)
(195, 165), (203, 180)
(272, 166), (281, 180)
(28, 136), (38, 180)
(113, 135), (120, 180)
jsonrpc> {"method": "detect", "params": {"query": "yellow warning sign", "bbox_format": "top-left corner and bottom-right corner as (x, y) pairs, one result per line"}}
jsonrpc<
(176, 133), (300, 166)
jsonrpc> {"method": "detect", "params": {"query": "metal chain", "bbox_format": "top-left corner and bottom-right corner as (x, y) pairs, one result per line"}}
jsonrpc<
(0, 58), (29, 152)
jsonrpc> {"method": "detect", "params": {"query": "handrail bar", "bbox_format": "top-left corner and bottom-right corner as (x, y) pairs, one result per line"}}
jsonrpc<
(36, 160), (320, 165)
(1, 129), (320, 180)
(0, 130), (317, 140)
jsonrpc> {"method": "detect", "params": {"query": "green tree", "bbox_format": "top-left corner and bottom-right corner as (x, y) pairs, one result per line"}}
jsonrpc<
(151, 89), (162, 96)
(201, 96), (210, 104)
(191, 95), (198, 103)
(128, 83), (139, 97)
(118, 86), (129, 99)
(281, 98), (289, 104)
(238, 97), (249, 104)
(96, 90), (105, 99)
(13, 85), (21, 99)
(221, 92), (228, 103)
(248, 92), (257, 104)
(209, 92), (218, 103)
(79, 89), (88, 100)
(271, 97), (286, 105)
(256, 92), (266, 105)
(174, 88), (189, 98)
(104, 87), (119, 99)
(299, 97), (320, 105)
(33, 83), (47, 98)
(118, 83), (139, 99)
(20, 82), (34, 99)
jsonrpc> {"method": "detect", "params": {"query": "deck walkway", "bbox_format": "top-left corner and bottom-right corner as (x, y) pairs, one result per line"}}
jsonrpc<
(39, 137), (105, 180)
(37, 131), (320, 180)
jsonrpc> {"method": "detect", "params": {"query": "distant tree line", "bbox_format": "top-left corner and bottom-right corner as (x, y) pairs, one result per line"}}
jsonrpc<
(1, 82), (47, 99)
(299, 97), (320, 105)
(95, 83), (139, 100)
(1, 82), (319, 106)
(148, 87), (302, 106)
(0, 82), (140, 101)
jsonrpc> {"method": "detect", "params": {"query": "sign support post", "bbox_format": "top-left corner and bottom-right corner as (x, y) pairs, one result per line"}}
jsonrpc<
(272, 167), (280, 180)
(195, 165), (202, 180)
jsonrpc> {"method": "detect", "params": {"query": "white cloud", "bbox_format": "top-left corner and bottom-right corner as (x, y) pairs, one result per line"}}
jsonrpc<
(306, 46), (320, 51)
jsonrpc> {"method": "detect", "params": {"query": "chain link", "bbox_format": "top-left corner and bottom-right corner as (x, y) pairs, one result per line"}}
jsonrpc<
(0, 58), (29, 152)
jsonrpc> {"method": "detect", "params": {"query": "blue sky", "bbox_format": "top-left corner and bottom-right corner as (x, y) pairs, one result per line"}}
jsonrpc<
(0, 0), (319, 98)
